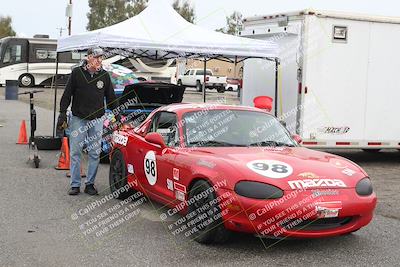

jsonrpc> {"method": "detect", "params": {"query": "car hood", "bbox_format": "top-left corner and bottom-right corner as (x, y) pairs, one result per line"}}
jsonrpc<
(190, 147), (367, 190)
(120, 82), (185, 107)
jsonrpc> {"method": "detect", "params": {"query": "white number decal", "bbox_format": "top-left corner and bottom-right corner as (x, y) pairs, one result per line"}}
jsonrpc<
(144, 151), (157, 185)
(247, 160), (293, 179)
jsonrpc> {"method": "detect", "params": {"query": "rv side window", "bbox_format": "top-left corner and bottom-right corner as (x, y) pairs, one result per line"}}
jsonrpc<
(3, 47), (11, 63)
(36, 49), (57, 60)
(184, 70), (190, 75)
(3, 45), (22, 63)
(72, 52), (86, 60)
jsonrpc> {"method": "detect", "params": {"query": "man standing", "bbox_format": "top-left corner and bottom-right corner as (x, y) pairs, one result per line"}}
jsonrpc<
(58, 48), (119, 196)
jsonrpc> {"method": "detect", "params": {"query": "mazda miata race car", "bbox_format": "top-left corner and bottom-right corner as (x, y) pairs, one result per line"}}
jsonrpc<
(109, 104), (377, 244)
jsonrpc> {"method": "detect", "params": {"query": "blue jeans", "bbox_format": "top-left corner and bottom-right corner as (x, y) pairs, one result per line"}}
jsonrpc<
(69, 115), (103, 188)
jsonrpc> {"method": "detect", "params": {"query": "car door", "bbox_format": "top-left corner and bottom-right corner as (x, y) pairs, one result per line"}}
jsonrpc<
(181, 69), (190, 85)
(135, 111), (179, 203)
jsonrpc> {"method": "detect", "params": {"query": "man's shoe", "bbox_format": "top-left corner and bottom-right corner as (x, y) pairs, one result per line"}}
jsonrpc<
(68, 187), (80, 195)
(84, 184), (98, 195)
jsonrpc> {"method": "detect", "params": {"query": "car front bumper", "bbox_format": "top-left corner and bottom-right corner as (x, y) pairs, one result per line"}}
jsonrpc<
(217, 188), (377, 239)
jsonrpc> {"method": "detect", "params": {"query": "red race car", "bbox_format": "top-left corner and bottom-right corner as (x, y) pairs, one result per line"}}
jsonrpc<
(109, 104), (377, 244)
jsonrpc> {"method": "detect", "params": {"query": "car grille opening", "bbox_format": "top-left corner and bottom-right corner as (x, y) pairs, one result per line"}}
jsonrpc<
(281, 217), (353, 231)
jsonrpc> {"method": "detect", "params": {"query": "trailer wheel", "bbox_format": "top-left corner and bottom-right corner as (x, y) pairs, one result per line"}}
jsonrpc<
(362, 149), (381, 153)
(19, 74), (35, 87)
(177, 80), (183, 86)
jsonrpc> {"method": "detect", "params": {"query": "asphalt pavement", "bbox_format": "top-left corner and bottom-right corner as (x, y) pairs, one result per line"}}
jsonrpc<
(0, 95), (399, 267)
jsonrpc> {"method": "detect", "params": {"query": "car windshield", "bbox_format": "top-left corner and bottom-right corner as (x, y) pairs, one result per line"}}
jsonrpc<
(183, 110), (296, 147)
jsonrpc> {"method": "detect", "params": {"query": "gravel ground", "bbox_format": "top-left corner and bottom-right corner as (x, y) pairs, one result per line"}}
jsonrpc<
(0, 90), (399, 267)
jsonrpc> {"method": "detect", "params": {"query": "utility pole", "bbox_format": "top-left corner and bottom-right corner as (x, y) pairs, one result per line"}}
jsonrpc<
(66, 0), (73, 35)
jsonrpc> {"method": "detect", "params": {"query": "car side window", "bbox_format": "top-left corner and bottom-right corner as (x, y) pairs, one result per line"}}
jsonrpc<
(149, 112), (179, 147)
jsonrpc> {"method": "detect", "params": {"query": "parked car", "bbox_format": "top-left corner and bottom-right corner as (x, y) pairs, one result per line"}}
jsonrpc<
(109, 103), (376, 244)
(226, 78), (242, 91)
(177, 68), (227, 93)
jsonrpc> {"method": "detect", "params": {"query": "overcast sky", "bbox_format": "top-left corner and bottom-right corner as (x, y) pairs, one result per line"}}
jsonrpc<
(2, 0), (400, 38)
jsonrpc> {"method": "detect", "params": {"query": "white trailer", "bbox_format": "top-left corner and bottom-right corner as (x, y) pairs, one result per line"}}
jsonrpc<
(240, 10), (400, 150)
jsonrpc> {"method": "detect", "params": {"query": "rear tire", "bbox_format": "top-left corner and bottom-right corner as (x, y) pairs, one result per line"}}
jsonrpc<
(19, 74), (35, 87)
(177, 80), (183, 86)
(109, 150), (134, 199)
(196, 81), (203, 92)
(217, 87), (226, 93)
(187, 180), (230, 244)
(362, 149), (381, 153)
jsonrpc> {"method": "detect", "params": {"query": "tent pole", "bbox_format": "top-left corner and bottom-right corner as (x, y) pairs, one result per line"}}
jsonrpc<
(53, 52), (60, 137)
(203, 58), (207, 103)
(274, 58), (280, 117)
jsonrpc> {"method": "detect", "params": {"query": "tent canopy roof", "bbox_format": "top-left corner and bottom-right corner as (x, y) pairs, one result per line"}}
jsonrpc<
(57, 0), (278, 59)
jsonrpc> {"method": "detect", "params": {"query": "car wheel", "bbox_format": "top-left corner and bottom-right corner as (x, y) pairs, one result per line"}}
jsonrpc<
(362, 149), (381, 153)
(109, 149), (134, 199)
(19, 74), (35, 87)
(227, 87), (233, 91)
(187, 180), (230, 244)
(217, 87), (226, 93)
(196, 81), (203, 92)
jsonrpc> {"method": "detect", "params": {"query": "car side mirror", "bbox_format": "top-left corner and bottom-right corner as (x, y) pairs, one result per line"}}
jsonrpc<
(292, 134), (302, 144)
(145, 132), (167, 148)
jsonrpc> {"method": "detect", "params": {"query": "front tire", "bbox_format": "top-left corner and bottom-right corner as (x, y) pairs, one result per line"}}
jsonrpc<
(196, 80), (203, 92)
(109, 150), (134, 199)
(187, 180), (230, 244)
(19, 74), (35, 87)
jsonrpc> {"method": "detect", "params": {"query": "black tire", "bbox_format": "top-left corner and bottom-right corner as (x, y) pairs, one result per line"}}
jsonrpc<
(362, 149), (381, 153)
(227, 87), (233, 91)
(217, 87), (226, 93)
(187, 180), (230, 244)
(33, 156), (40, 168)
(177, 80), (183, 86)
(35, 136), (62, 150)
(19, 74), (35, 87)
(196, 80), (203, 92)
(109, 150), (134, 199)
(100, 151), (110, 164)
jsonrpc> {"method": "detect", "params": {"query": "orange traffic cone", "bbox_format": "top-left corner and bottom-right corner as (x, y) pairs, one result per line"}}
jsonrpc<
(55, 137), (70, 170)
(16, 120), (28, 144)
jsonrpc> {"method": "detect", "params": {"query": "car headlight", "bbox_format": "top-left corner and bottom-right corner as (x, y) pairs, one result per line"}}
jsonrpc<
(234, 181), (283, 199)
(356, 177), (373, 196)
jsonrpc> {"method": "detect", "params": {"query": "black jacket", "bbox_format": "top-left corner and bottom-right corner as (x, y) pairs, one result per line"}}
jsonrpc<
(60, 66), (118, 120)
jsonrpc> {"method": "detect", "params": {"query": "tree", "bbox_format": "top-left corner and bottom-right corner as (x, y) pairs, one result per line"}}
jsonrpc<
(127, 0), (148, 17)
(216, 11), (243, 36)
(173, 0), (195, 23)
(87, 0), (148, 31)
(0, 16), (16, 38)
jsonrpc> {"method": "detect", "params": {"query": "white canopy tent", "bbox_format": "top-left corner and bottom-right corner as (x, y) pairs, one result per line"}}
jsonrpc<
(57, 0), (278, 59)
(52, 0), (281, 136)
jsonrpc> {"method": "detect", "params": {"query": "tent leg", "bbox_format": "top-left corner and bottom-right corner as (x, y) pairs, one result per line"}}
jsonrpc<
(53, 52), (59, 137)
(203, 58), (207, 103)
(274, 58), (280, 117)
